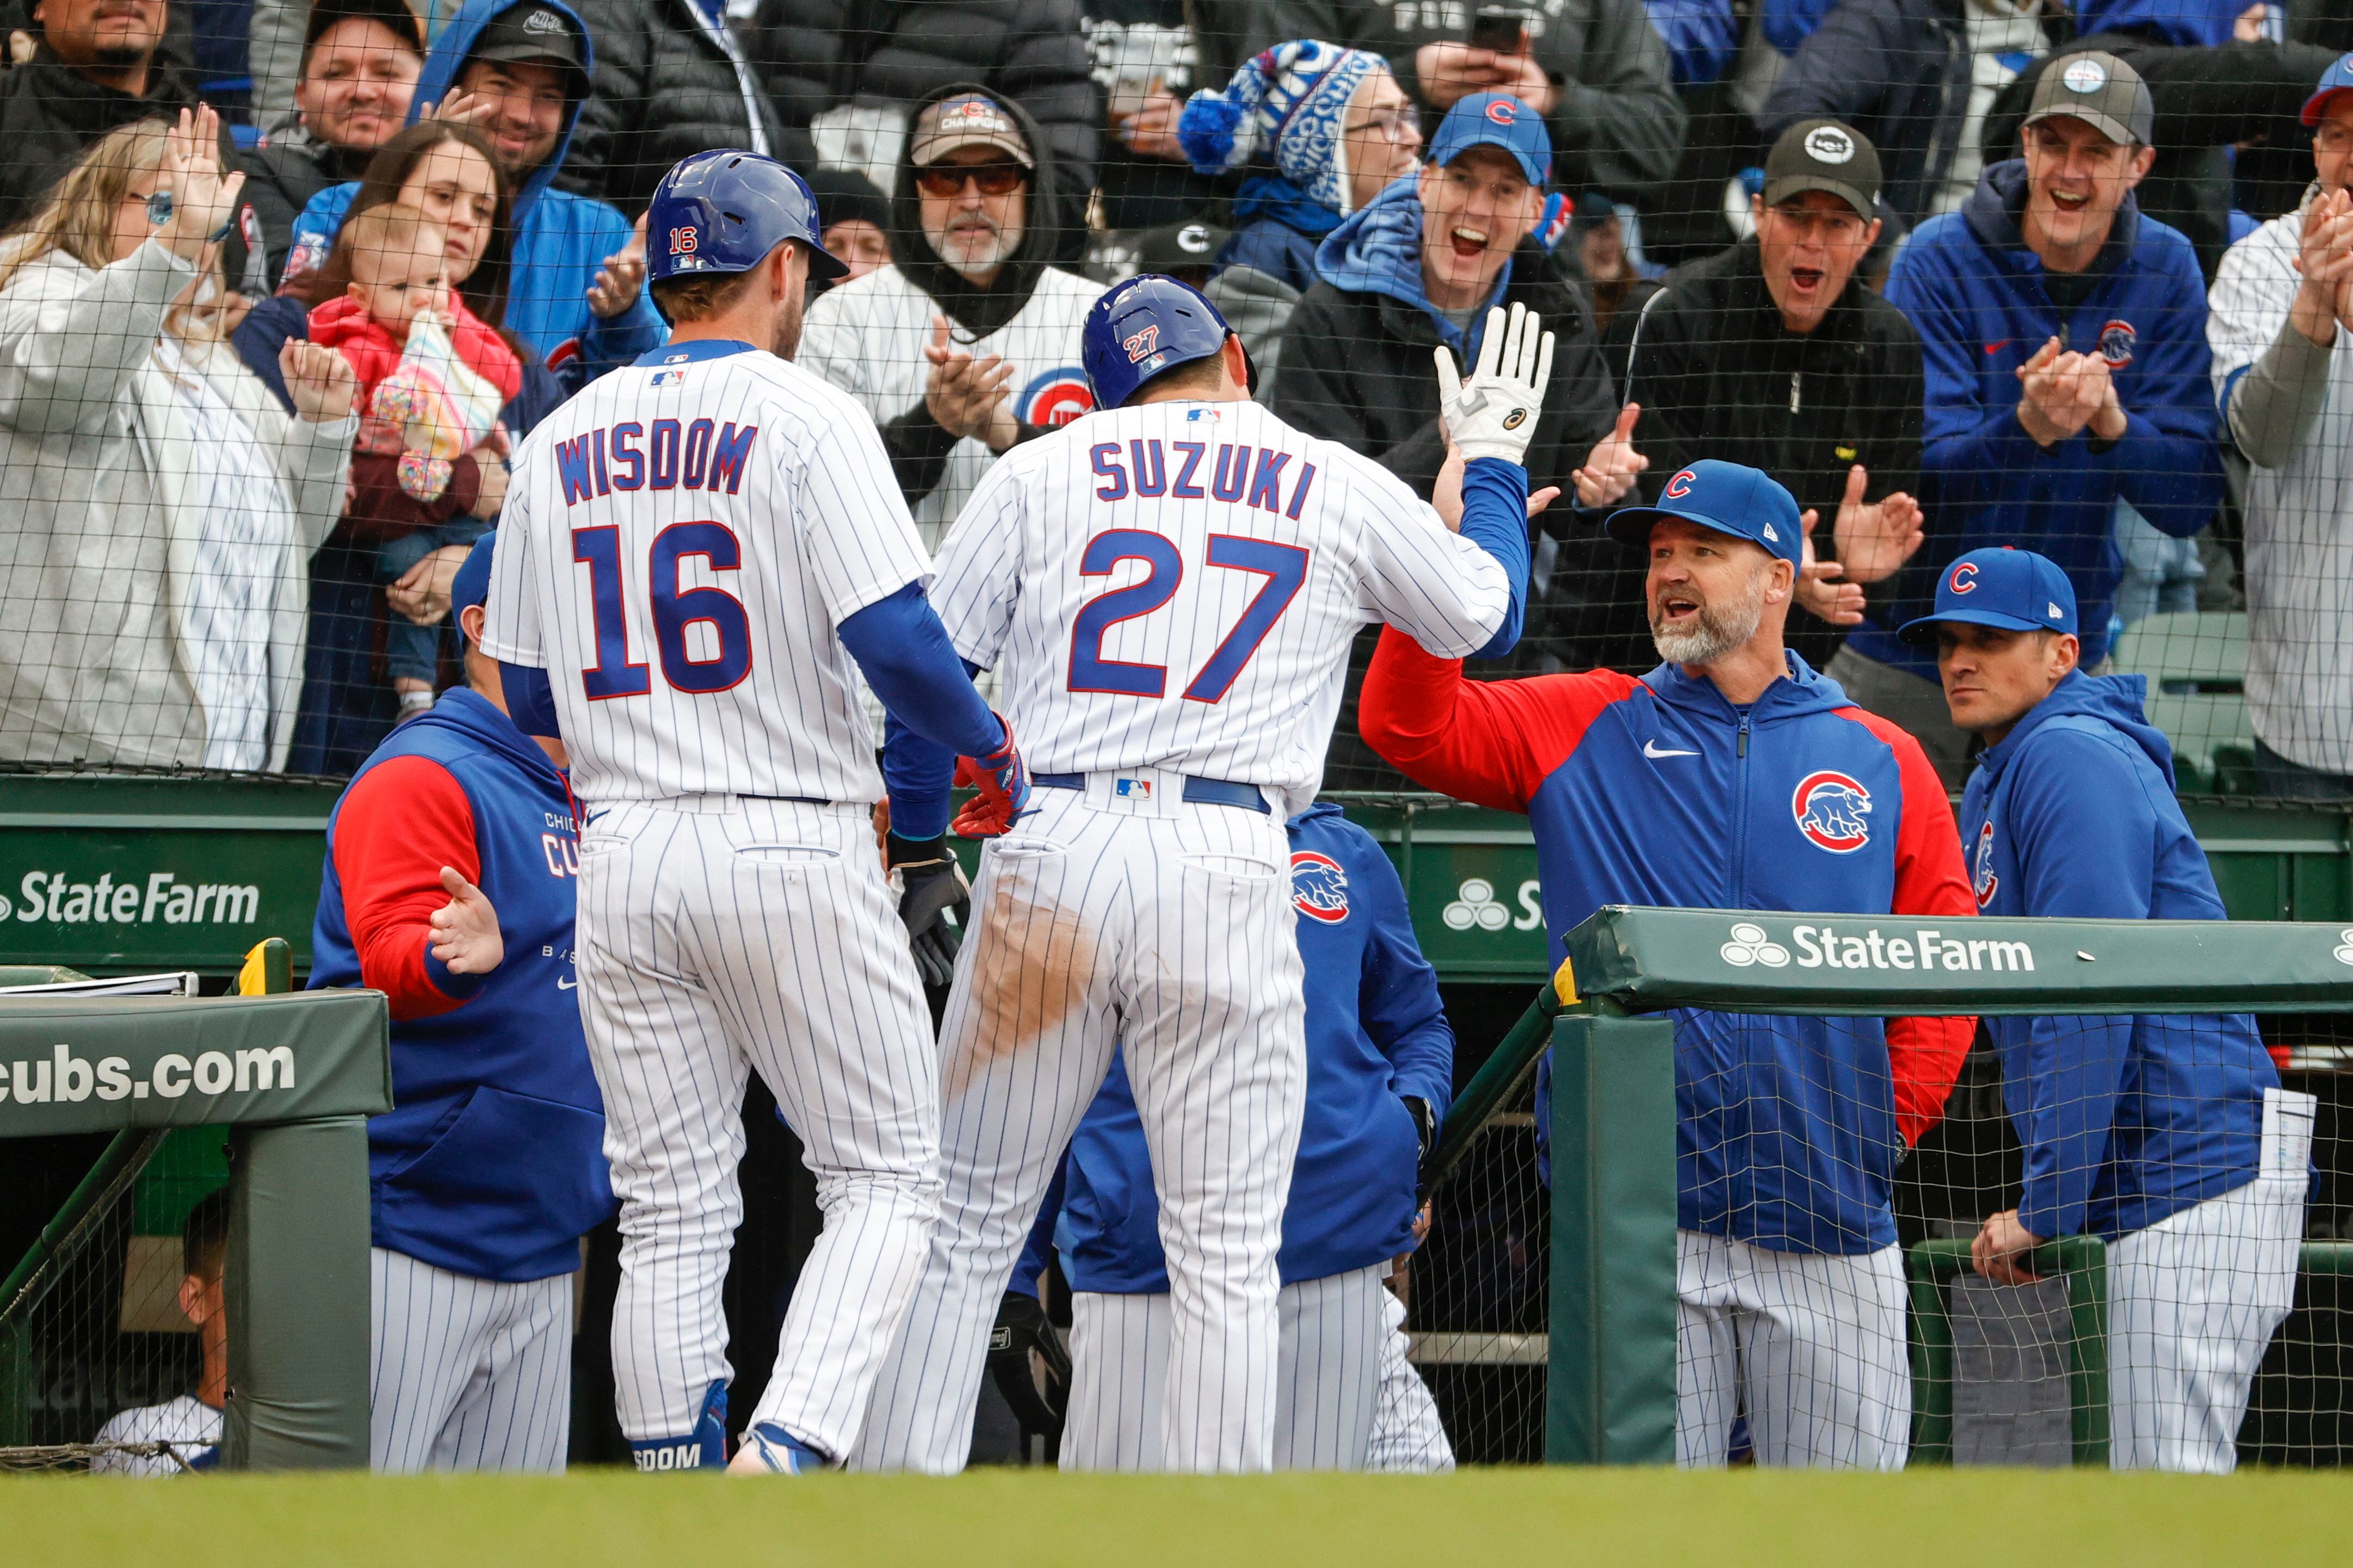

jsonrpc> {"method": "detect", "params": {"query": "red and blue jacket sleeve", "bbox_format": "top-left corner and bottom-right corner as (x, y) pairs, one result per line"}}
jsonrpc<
(330, 755), (486, 1021)
(1358, 624), (1640, 812)
(1841, 708), (1979, 1146)
(2001, 724), (2157, 1239)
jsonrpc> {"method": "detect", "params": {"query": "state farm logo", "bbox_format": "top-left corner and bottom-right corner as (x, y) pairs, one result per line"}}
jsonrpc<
(1728, 920), (2040, 973)
(1720, 921), (1790, 968)
(2334, 928), (2353, 965)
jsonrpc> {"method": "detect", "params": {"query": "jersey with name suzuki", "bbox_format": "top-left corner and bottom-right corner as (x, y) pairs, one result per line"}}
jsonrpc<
(1360, 634), (1977, 1255)
(1960, 667), (2284, 1242)
(309, 687), (613, 1282)
(929, 398), (1510, 809)
(478, 338), (932, 807)
(1055, 801), (1453, 1292)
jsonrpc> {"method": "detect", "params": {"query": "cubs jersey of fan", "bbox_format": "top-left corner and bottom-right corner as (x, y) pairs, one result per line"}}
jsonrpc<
(1360, 635), (1977, 1255)
(930, 399), (1512, 805)
(799, 264), (1105, 545)
(478, 338), (932, 807)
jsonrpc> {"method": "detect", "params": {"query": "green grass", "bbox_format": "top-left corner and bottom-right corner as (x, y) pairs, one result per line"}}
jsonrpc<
(5, 1467), (2351, 1567)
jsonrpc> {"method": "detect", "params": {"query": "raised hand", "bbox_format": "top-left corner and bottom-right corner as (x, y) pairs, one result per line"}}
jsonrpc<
(924, 314), (1019, 449)
(1434, 443), (1562, 530)
(278, 340), (359, 424)
(1825, 464), (1924, 585)
(417, 89), (497, 128)
(1434, 302), (1555, 466)
(1792, 510), (1866, 626)
(1118, 89), (1188, 161)
(155, 105), (245, 263)
(427, 865), (504, 976)
(2290, 187), (2353, 345)
(587, 212), (648, 319)
(2015, 337), (2109, 447)
(1572, 401), (1647, 508)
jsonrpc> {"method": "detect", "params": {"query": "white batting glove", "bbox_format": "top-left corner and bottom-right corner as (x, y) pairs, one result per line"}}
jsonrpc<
(1434, 302), (1555, 467)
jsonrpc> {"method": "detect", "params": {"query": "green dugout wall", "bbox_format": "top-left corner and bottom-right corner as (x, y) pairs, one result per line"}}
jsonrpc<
(3, 773), (2346, 980)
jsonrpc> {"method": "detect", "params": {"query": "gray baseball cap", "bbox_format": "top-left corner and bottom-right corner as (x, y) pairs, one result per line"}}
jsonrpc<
(2023, 50), (2153, 147)
(1762, 119), (1881, 220)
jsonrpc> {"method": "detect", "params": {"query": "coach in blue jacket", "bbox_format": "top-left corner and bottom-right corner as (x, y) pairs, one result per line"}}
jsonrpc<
(1832, 51), (2224, 788)
(1905, 546), (2313, 1474)
(1053, 802), (1454, 1472)
(311, 536), (615, 1472)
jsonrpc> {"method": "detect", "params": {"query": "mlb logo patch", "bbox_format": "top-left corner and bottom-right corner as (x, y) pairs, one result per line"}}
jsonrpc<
(1115, 778), (1153, 801)
(650, 369), (689, 387)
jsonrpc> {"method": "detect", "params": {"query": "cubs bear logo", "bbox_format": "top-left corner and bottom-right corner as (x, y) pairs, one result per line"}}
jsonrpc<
(2097, 318), (2136, 368)
(1122, 324), (1161, 363)
(1792, 770), (1873, 853)
(1290, 851), (1350, 923)
(1015, 368), (1096, 428)
(1973, 820), (1999, 907)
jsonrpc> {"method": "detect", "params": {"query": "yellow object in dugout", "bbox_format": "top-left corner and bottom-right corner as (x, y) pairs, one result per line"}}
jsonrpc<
(1553, 955), (1579, 1008)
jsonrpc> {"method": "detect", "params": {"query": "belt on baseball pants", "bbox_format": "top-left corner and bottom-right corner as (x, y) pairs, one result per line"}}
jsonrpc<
(1029, 772), (1270, 814)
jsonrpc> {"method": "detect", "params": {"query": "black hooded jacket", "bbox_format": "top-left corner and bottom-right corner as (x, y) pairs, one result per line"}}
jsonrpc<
(0, 47), (201, 231)
(559, 0), (787, 218)
(749, 0), (1097, 263)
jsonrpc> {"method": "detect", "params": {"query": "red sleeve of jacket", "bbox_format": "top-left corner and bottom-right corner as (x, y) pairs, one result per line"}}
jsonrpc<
(331, 756), (483, 1021)
(1358, 624), (1643, 811)
(1840, 706), (1978, 1146)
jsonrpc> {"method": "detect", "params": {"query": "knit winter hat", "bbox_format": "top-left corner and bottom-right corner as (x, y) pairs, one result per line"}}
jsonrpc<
(1177, 40), (1386, 215)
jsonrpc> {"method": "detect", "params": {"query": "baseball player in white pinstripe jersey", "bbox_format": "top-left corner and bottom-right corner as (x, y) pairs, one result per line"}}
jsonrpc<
(480, 151), (1028, 1476)
(853, 276), (1555, 1473)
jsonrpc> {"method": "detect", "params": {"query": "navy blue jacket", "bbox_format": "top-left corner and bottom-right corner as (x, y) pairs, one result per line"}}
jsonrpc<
(310, 689), (613, 1282)
(1759, 0), (1968, 229)
(1055, 803), (1453, 1292)
(1960, 669), (2281, 1240)
(1863, 162), (2224, 674)
(1362, 638), (1978, 1254)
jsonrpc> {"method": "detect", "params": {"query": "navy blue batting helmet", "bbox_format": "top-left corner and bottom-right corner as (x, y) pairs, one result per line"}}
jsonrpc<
(647, 150), (847, 288)
(1082, 275), (1235, 410)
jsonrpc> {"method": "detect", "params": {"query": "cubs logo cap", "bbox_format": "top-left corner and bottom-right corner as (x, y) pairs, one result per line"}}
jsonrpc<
(2301, 51), (2353, 126)
(1429, 92), (1552, 186)
(1604, 459), (1804, 570)
(1761, 119), (1881, 221)
(2023, 49), (2153, 146)
(1898, 546), (2078, 644)
(909, 93), (1035, 170)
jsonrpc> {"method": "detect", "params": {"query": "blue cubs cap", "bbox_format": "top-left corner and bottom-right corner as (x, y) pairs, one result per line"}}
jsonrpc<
(1429, 92), (1552, 186)
(450, 531), (496, 640)
(1898, 546), (2078, 644)
(647, 149), (845, 290)
(1604, 460), (1802, 569)
(2304, 51), (2353, 125)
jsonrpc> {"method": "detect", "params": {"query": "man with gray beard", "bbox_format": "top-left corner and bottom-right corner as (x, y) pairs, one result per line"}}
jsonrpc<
(800, 86), (1105, 549)
(1361, 457), (1975, 1470)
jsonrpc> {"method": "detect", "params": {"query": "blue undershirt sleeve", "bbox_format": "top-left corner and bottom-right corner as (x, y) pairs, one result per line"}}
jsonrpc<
(841, 584), (1005, 839)
(498, 661), (560, 739)
(1459, 457), (1530, 660)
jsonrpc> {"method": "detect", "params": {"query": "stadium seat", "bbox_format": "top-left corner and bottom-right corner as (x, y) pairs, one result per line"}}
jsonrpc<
(2105, 611), (2252, 789)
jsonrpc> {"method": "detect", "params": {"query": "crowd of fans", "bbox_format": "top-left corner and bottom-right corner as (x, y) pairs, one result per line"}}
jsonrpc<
(0, 0), (2348, 798)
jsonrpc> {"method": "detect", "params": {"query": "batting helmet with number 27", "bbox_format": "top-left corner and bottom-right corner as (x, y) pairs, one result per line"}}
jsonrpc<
(646, 149), (847, 288)
(1080, 273), (1236, 411)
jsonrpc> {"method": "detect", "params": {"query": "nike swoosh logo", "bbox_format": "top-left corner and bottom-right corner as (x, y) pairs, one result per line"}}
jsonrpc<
(1643, 740), (1699, 759)
(557, 977), (577, 990)
(1983, 339), (2012, 356)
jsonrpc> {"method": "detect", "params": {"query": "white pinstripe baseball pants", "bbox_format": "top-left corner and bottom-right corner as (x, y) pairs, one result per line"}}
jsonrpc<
(854, 777), (1307, 1474)
(574, 796), (942, 1460)
(369, 1247), (571, 1473)
(1676, 1230), (1911, 1470)
(1061, 1262), (1390, 1471)
(1367, 1283), (1455, 1473)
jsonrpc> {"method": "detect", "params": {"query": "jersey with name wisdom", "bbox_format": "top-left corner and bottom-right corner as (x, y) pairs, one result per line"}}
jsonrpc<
(479, 340), (932, 805)
(931, 399), (1510, 796)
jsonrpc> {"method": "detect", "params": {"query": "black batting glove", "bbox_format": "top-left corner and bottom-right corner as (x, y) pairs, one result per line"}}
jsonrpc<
(987, 1288), (1071, 1436)
(888, 832), (969, 989)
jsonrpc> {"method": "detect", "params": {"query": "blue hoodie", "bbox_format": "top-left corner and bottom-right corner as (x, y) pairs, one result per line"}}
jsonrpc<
(285, 0), (666, 383)
(2073, 0), (2238, 47)
(310, 687), (614, 1282)
(1054, 802), (1454, 1293)
(1862, 160), (2222, 675)
(1316, 175), (1511, 363)
(1959, 668), (2283, 1241)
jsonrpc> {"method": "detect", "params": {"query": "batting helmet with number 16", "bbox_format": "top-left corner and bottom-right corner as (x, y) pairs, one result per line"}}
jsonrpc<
(646, 149), (847, 288)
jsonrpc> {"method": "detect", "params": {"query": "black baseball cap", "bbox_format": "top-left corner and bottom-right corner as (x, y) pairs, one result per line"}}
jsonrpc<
(2023, 50), (2153, 147)
(470, 3), (584, 75)
(1762, 119), (1882, 221)
(303, 0), (426, 55)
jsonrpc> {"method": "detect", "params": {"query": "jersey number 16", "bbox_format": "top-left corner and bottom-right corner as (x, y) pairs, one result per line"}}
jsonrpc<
(572, 523), (751, 697)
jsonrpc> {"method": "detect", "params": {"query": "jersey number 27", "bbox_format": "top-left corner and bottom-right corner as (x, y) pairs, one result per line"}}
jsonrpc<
(1068, 529), (1308, 703)
(573, 523), (751, 697)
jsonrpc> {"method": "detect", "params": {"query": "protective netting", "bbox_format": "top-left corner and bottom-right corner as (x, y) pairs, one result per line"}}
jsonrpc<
(0, 1131), (228, 1474)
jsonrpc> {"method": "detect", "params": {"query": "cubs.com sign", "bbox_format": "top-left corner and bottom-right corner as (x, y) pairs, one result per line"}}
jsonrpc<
(1719, 918), (2035, 972)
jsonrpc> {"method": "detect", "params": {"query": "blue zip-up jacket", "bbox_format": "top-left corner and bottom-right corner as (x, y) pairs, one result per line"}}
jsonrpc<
(285, 0), (665, 383)
(1861, 160), (2222, 674)
(1959, 668), (2281, 1241)
(1362, 634), (1978, 1254)
(310, 688), (614, 1282)
(1053, 803), (1453, 1292)
(2074, 0), (2237, 47)
(1316, 175), (1511, 363)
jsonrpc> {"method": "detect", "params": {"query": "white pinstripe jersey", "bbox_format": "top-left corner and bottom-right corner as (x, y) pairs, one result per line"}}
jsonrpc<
(479, 340), (930, 806)
(931, 399), (1510, 796)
